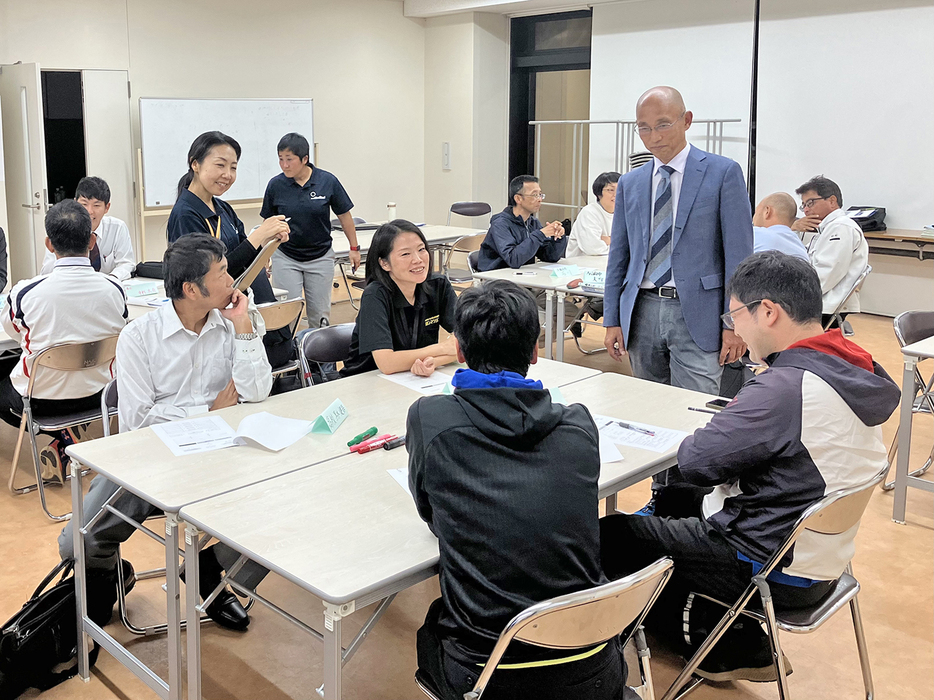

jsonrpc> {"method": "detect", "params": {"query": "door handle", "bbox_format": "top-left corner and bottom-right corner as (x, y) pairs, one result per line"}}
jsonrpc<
(21, 203), (41, 210)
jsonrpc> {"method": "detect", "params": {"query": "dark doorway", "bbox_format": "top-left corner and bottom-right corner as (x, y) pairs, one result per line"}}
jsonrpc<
(41, 71), (86, 204)
(508, 10), (591, 184)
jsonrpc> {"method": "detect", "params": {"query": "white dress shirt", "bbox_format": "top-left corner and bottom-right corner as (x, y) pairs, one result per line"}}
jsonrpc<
(41, 216), (136, 281)
(2, 258), (127, 398)
(641, 143), (692, 288)
(115, 301), (272, 432)
(807, 208), (869, 314)
(567, 201), (614, 257)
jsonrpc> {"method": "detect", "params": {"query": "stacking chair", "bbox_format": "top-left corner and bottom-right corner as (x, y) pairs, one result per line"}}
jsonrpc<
(662, 468), (886, 700)
(297, 322), (355, 387)
(415, 557), (674, 700)
(333, 217), (369, 310)
(256, 298), (306, 382)
(7, 336), (120, 521)
(882, 310), (934, 490)
(823, 264), (871, 331)
(565, 300), (607, 356)
(467, 250), (480, 276)
(446, 201), (492, 226)
(234, 238), (282, 292)
(443, 233), (486, 285)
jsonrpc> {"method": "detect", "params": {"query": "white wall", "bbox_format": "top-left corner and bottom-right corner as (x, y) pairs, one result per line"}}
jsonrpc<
(590, 0), (934, 231)
(1, 0), (428, 260)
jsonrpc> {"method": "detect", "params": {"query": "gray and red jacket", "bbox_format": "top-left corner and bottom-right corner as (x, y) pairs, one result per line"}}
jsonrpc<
(679, 329), (899, 581)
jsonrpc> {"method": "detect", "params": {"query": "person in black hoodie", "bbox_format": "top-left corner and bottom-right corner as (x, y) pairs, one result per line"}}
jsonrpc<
(407, 279), (639, 700)
(600, 251), (900, 683)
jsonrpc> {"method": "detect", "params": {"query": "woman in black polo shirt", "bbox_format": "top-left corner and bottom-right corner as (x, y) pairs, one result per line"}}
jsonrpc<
(341, 220), (457, 378)
(167, 131), (293, 366)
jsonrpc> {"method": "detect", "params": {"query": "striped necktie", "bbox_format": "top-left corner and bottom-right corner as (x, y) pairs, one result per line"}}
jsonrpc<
(647, 165), (675, 288)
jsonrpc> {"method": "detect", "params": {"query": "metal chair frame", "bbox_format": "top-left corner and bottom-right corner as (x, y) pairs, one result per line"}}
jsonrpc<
(564, 297), (607, 356)
(8, 337), (120, 521)
(416, 557), (674, 700)
(882, 310), (934, 490)
(662, 468), (886, 700)
(296, 323), (355, 387)
(256, 298), (306, 381)
(443, 233), (486, 285)
(823, 264), (872, 331)
(334, 217), (368, 310)
(234, 238), (282, 292)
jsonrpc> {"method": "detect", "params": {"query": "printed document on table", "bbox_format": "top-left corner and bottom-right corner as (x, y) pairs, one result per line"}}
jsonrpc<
(151, 416), (238, 457)
(378, 371), (450, 396)
(234, 412), (314, 451)
(592, 414), (689, 453)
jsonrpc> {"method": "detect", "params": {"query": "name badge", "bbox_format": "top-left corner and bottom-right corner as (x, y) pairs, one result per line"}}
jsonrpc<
(581, 269), (606, 287)
(311, 398), (349, 434)
(549, 265), (580, 278)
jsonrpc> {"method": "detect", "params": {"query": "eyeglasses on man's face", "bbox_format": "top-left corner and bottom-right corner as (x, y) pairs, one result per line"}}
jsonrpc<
(635, 112), (686, 136)
(800, 197), (827, 212)
(520, 192), (546, 201)
(721, 299), (763, 330)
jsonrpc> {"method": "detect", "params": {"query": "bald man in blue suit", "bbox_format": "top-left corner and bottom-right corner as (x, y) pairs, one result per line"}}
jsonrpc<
(603, 87), (753, 513)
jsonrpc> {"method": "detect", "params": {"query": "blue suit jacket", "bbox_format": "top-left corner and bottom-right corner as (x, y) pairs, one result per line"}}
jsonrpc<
(603, 147), (753, 354)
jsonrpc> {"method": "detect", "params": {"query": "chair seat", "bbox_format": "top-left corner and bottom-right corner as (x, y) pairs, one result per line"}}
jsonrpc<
(16, 407), (114, 432)
(351, 280), (367, 291)
(775, 573), (859, 631)
(446, 268), (473, 284)
(270, 360), (301, 376)
(413, 668), (443, 700)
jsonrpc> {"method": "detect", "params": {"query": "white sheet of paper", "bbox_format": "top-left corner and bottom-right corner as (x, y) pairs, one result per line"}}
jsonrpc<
(599, 434), (624, 463)
(151, 416), (238, 457)
(234, 412), (313, 452)
(388, 467), (412, 496)
(378, 371), (450, 396)
(592, 414), (689, 453)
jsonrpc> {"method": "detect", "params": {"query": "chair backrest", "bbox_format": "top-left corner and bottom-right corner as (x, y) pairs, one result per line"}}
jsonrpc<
(444, 233), (486, 271)
(758, 468), (887, 578)
(466, 557), (673, 699)
(467, 250), (480, 274)
(25, 336), (120, 400)
(893, 310), (934, 348)
(447, 201), (492, 225)
(101, 378), (119, 438)
(257, 298), (305, 334)
(298, 323), (355, 369)
(235, 238), (281, 291)
(823, 264), (872, 330)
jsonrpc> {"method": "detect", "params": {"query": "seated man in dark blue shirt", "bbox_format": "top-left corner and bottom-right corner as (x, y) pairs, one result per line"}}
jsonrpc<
(408, 279), (637, 700)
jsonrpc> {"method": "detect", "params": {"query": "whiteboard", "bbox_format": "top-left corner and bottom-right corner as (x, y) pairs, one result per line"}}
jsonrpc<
(139, 98), (314, 208)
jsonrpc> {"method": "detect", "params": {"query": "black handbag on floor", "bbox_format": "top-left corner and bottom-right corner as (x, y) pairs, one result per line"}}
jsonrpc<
(0, 560), (99, 699)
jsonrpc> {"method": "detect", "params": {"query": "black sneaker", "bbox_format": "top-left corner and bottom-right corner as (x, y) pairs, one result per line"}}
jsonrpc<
(696, 650), (792, 683)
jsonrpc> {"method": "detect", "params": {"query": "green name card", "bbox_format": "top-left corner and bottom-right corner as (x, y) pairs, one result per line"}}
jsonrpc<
(550, 265), (581, 278)
(581, 269), (606, 287)
(311, 398), (349, 434)
(549, 387), (567, 405)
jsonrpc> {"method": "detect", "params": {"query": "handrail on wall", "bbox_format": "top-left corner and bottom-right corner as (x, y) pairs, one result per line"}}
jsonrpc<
(529, 118), (742, 214)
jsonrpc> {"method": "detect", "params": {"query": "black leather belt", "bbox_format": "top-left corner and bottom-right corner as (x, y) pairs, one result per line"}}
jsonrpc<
(640, 286), (679, 299)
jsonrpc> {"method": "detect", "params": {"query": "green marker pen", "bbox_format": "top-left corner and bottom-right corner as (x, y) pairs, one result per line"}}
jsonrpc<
(348, 426), (378, 447)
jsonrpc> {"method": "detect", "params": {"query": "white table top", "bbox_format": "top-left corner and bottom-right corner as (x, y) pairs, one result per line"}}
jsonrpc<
(902, 336), (934, 360)
(436, 357), (600, 388)
(178, 370), (713, 606)
(66, 371), (420, 512)
(332, 224), (484, 257)
(472, 255), (609, 291)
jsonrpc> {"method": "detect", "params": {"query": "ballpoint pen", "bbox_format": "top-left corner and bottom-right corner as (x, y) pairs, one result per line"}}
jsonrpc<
(616, 421), (655, 436)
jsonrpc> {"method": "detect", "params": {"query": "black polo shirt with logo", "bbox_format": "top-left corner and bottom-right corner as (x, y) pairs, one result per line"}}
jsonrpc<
(260, 167), (353, 263)
(340, 274), (457, 377)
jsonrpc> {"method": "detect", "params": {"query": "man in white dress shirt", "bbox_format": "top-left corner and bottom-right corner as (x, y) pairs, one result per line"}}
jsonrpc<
(792, 176), (868, 328)
(59, 234), (271, 631)
(1, 200), (127, 481)
(40, 177), (136, 281)
(751, 193), (809, 261)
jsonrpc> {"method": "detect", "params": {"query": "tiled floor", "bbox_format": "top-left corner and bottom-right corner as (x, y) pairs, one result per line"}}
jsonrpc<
(1, 288), (931, 700)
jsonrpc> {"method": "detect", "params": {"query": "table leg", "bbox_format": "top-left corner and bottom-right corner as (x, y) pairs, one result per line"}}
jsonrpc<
(556, 291), (566, 363)
(321, 602), (348, 699)
(164, 515), (182, 700)
(893, 354), (917, 523)
(185, 523), (203, 700)
(544, 290), (554, 361)
(71, 460), (91, 682)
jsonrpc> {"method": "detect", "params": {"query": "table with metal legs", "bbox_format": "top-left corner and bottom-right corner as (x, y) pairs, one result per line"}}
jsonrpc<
(892, 336), (934, 523)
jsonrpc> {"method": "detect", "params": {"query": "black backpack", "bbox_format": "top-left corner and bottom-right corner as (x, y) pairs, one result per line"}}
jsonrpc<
(0, 560), (99, 699)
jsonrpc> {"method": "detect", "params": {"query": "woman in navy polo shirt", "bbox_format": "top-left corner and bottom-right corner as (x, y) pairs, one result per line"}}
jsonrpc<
(341, 220), (457, 378)
(261, 132), (360, 329)
(167, 131), (292, 366)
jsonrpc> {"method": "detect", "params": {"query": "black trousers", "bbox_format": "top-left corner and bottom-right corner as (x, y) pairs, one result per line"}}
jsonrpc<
(417, 599), (638, 700)
(599, 486), (835, 662)
(0, 375), (103, 439)
(821, 312), (848, 330)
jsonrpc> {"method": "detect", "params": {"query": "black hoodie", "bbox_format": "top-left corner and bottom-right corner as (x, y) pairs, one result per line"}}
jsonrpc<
(407, 386), (605, 663)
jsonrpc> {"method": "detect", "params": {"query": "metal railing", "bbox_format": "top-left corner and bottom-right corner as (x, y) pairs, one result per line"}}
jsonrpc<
(530, 118), (742, 214)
